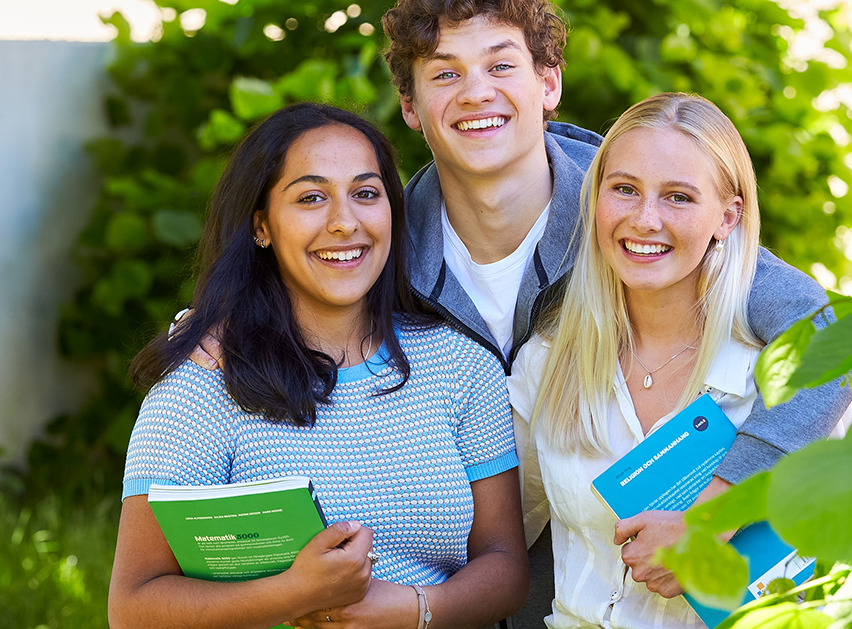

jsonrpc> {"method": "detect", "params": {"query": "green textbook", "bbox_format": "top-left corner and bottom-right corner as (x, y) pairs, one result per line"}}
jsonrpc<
(148, 476), (327, 582)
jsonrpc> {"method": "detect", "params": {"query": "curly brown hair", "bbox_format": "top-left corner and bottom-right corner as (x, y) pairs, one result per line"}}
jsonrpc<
(382, 0), (567, 119)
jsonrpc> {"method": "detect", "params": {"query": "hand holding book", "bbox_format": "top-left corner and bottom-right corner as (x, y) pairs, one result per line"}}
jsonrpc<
(615, 510), (688, 598)
(614, 476), (737, 598)
(285, 521), (375, 617)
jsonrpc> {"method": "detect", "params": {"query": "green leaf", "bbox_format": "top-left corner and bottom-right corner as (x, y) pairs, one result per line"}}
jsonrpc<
(826, 293), (852, 320)
(805, 561), (850, 602)
(229, 76), (282, 121)
(92, 278), (125, 317)
(788, 316), (852, 389)
(755, 317), (816, 408)
(276, 59), (338, 101)
(765, 578), (797, 603)
(661, 527), (748, 610)
(766, 439), (852, 563)
(104, 404), (137, 454)
(105, 96), (131, 127)
(152, 210), (203, 247)
(100, 11), (131, 45)
(685, 472), (770, 534)
(105, 213), (148, 250)
(723, 602), (832, 629)
(112, 260), (154, 299)
(357, 41), (378, 71)
(823, 568), (852, 626)
(197, 109), (246, 150)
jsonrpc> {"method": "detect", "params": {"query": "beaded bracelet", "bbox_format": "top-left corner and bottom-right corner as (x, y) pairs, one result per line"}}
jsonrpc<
(410, 584), (432, 629)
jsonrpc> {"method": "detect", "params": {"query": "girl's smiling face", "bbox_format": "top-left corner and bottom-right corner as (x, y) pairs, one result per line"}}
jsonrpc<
(595, 126), (742, 303)
(253, 124), (392, 322)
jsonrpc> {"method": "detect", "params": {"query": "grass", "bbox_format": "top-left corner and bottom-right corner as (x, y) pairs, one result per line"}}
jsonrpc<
(0, 490), (120, 629)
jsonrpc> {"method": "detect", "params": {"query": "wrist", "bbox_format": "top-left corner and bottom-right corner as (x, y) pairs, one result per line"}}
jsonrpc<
(410, 584), (432, 629)
(270, 566), (324, 621)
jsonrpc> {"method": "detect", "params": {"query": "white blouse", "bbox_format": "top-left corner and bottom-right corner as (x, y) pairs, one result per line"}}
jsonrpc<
(507, 335), (760, 629)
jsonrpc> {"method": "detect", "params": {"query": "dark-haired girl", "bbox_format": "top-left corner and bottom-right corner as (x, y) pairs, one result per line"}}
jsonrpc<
(108, 103), (527, 629)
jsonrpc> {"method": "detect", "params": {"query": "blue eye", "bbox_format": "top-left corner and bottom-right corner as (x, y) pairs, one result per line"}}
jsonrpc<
(492, 63), (513, 71)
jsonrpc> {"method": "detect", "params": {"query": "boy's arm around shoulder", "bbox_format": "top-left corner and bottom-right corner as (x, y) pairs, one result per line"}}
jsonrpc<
(714, 248), (852, 484)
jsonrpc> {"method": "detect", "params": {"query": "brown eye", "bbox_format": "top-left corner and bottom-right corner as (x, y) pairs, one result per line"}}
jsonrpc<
(353, 188), (380, 200)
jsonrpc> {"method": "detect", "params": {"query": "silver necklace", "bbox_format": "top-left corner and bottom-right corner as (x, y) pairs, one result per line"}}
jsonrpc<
(631, 336), (700, 389)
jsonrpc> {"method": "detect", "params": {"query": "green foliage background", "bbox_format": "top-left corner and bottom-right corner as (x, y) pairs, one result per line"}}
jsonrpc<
(3, 0), (852, 627)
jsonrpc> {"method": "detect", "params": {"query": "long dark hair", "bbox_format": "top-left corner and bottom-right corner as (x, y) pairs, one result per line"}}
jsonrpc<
(131, 103), (426, 426)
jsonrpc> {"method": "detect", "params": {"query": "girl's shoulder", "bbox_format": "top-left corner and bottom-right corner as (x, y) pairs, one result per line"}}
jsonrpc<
(144, 358), (238, 422)
(512, 333), (551, 376)
(506, 333), (550, 409)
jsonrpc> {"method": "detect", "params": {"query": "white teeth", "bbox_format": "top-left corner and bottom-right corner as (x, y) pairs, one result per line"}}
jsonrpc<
(317, 249), (363, 261)
(457, 117), (506, 131)
(624, 241), (671, 255)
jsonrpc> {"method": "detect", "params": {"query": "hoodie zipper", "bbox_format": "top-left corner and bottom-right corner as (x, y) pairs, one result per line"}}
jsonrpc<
(411, 286), (510, 375)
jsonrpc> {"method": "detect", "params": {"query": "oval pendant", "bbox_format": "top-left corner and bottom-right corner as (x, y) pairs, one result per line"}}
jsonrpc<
(643, 374), (653, 389)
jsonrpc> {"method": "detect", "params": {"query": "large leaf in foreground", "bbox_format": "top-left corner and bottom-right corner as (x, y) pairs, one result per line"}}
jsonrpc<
(766, 439), (852, 563)
(755, 318), (816, 408)
(788, 315), (852, 389)
(721, 602), (832, 629)
(685, 472), (770, 535)
(661, 527), (747, 610)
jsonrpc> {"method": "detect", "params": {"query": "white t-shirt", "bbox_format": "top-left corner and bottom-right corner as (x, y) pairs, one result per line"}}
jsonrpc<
(508, 335), (761, 629)
(442, 201), (551, 359)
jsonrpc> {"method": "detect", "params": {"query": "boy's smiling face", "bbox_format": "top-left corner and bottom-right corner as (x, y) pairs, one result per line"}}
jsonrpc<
(401, 15), (561, 181)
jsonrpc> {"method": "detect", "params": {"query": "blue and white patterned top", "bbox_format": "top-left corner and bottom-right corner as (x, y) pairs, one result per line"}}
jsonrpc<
(123, 324), (518, 586)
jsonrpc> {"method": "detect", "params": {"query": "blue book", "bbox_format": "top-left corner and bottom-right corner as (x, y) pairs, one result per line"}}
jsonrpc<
(591, 394), (814, 628)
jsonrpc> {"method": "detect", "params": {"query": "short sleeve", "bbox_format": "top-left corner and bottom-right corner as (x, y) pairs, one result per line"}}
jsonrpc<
(506, 336), (551, 548)
(122, 361), (240, 499)
(450, 335), (518, 483)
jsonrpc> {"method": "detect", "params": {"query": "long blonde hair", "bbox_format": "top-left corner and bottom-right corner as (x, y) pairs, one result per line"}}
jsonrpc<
(533, 92), (763, 455)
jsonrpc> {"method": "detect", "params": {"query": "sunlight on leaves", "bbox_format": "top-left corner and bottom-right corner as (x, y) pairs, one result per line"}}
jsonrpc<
(767, 439), (852, 563)
(722, 602), (832, 629)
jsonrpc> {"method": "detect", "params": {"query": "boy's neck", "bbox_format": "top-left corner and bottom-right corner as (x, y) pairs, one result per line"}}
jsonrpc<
(436, 144), (553, 264)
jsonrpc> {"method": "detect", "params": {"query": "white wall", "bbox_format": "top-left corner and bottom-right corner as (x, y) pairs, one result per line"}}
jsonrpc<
(0, 41), (108, 464)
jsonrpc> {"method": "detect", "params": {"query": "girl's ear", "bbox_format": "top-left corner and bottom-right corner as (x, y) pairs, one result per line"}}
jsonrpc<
(253, 211), (270, 243)
(714, 195), (742, 242)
